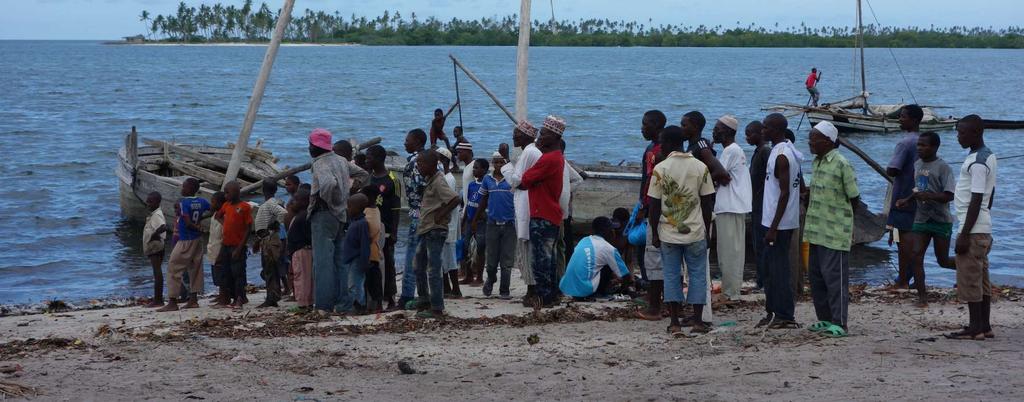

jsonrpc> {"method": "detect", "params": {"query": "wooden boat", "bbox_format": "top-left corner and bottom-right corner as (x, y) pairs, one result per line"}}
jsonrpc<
(770, 0), (957, 133)
(117, 127), (284, 220)
(982, 119), (1024, 130)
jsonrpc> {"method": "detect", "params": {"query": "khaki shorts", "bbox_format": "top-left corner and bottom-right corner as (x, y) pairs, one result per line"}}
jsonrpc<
(955, 233), (993, 303)
(644, 225), (663, 281)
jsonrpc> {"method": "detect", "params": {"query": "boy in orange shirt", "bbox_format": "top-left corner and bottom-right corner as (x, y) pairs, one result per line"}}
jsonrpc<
(217, 181), (253, 310)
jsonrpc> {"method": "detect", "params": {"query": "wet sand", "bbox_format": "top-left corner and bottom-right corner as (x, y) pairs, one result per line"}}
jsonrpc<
(2, 274), (1023, 401)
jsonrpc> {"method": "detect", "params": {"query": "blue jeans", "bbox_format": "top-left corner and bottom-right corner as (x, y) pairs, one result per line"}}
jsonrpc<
(529, 219), (559, 305)
(401, 218), (420, 299)
(661, 239), (709, 305)
(344, 259), (365, 310)
(416, 229), (447, 311)
(311, 210), (345, 312)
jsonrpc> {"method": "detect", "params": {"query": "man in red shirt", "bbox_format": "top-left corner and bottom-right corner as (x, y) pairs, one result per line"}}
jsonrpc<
(216, 180), (253, 310)
(806, 67), (821, 107)
(519, 115), (567, 309)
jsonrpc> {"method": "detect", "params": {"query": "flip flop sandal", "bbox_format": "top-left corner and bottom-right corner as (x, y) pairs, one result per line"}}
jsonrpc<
(944, 330), (985, 341)
(808, 321), (832, 332)
(768, 320), (801, 329)
(755, 316), (774, 328)
(820, 324), (848, 338)
(962, 326), (996, 339)
(667, 325), (688, 338)
(690, 323), (712, 334)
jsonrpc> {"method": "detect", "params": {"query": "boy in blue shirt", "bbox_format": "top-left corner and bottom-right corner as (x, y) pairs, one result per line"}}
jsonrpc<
(560, 217), (633, 299)
(460, 158), (489, 286)
(476, 153), (517, 299)
(157, 178), (211, 312)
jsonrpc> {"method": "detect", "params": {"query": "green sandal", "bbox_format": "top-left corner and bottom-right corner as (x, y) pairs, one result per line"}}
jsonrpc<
(808, 321), (832, 332)
(820, 324), (847, 338)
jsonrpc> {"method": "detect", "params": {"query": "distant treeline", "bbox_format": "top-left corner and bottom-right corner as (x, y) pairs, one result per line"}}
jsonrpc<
(136, 1), (1024, 48)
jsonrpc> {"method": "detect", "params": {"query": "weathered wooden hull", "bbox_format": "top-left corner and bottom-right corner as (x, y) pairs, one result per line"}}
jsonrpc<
(808, 111), (956, 133)
(117, 130), (282, 221)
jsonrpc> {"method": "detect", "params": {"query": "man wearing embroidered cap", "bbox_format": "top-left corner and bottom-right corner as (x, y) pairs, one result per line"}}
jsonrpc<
(502, 119), (544, 306)
(307, 128), (354, 312)
(805, 120), (860, 337)
(712, 114), (752, 301)
(518, 115), (568, 308)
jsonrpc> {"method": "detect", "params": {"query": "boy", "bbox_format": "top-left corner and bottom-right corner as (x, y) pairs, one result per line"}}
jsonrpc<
(366, 145), (402, 310)
(399, 129), (428, 309)
(341, 194), (373, 314)
(207, 192), (228, 306)
(415, 150), (462, 318)
(218, 181), (253, 310)
(360, 185), (386, 313)
(287, 187), (313, 309)
(461, 158), (489, 286)
(648, 125), (717, 334)
(143, 192), (168, 308)
(946, 115), (997, 340)
(895, 132), (956, 307)
(476, 152), (516, 299)
(559, 217), (633, 299)
(254, 181), (287, 308)
(157, 178), (210, 312)
(437, 148), (463, 298)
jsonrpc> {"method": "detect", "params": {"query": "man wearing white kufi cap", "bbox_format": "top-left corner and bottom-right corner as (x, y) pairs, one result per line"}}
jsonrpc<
(501, 119), (544, 306)
(804, 120), (860, 337)
(712, 115), (752, 301)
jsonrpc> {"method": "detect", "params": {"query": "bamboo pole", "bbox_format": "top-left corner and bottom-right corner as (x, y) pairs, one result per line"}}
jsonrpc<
(515, 0), (532, 122)
(449, 54), (517, 124)
(222, 0), (296, 189)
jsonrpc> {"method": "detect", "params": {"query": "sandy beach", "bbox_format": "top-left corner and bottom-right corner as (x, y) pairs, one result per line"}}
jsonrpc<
(2, 275), (1022, 401)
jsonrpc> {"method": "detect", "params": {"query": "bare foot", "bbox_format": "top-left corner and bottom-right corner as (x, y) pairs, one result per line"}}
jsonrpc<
(144, 300), (165, 308)
(183, 300), (200, 309)
(155, 302), (179, 312)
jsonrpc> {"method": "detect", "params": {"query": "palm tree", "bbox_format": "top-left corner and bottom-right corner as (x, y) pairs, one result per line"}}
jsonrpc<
(139, 10), (151, 39)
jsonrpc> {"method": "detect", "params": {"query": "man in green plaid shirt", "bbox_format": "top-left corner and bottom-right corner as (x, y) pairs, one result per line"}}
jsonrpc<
(804, 121), (860, 338)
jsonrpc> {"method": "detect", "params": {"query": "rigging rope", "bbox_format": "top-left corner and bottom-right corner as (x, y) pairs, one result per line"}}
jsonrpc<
(864, 0), (918, 104)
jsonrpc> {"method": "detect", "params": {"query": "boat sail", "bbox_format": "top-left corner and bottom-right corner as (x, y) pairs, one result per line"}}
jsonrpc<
(773, 0), (957, 133)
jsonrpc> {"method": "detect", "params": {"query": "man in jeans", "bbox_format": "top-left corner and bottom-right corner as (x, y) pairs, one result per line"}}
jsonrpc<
(414, 150), (461, 319)
(519, 115), (567, 309)
(647, 125), (716, 334)
(307, 128), (352, 313)
(476, 152), (516, 299)
(758, 113), (802, 329)
(399, 129), (428, 309)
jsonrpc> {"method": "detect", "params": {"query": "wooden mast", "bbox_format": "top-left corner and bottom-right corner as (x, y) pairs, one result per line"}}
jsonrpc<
(223, 0), (296, 189)
(857, 0), (868, 115)
(515, 0), (532, 122)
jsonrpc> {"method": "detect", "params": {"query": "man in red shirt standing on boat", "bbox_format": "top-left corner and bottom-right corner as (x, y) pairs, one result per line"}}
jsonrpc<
(806, 67), (821, 107)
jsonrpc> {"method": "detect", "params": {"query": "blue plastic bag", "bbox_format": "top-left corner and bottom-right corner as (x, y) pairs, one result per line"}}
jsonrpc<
(625, 202), (647, 246)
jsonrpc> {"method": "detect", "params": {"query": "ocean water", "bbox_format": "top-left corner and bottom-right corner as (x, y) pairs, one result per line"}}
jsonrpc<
(0, 41), (1022, 304)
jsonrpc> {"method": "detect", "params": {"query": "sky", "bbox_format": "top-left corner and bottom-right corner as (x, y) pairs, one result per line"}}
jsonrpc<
(2, 0), (1021, 40)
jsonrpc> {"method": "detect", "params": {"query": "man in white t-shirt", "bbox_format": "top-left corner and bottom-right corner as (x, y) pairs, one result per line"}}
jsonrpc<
(758, 113), (802, 329)
(500, 120), (543, 307)
(712, 115), (752, 300)
(946, 115), (997, 340)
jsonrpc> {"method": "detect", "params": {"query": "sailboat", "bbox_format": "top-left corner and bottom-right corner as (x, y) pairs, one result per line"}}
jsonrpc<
(773, 0), (957, 133)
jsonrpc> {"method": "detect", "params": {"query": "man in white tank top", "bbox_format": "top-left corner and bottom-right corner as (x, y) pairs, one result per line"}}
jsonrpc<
(757, 113), (801, 328)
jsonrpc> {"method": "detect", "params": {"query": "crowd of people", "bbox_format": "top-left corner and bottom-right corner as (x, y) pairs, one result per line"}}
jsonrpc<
(139, 105), (998, 340)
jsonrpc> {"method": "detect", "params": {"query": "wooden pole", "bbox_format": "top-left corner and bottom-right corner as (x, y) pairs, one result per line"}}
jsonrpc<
(239, 137), (382, 194)
(837, 137), (892, 184)
(450, 54), (517, 124)
(515, 0), (532, 122)
(856, 0), (868, 115)
(222, 0), (296, 189)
